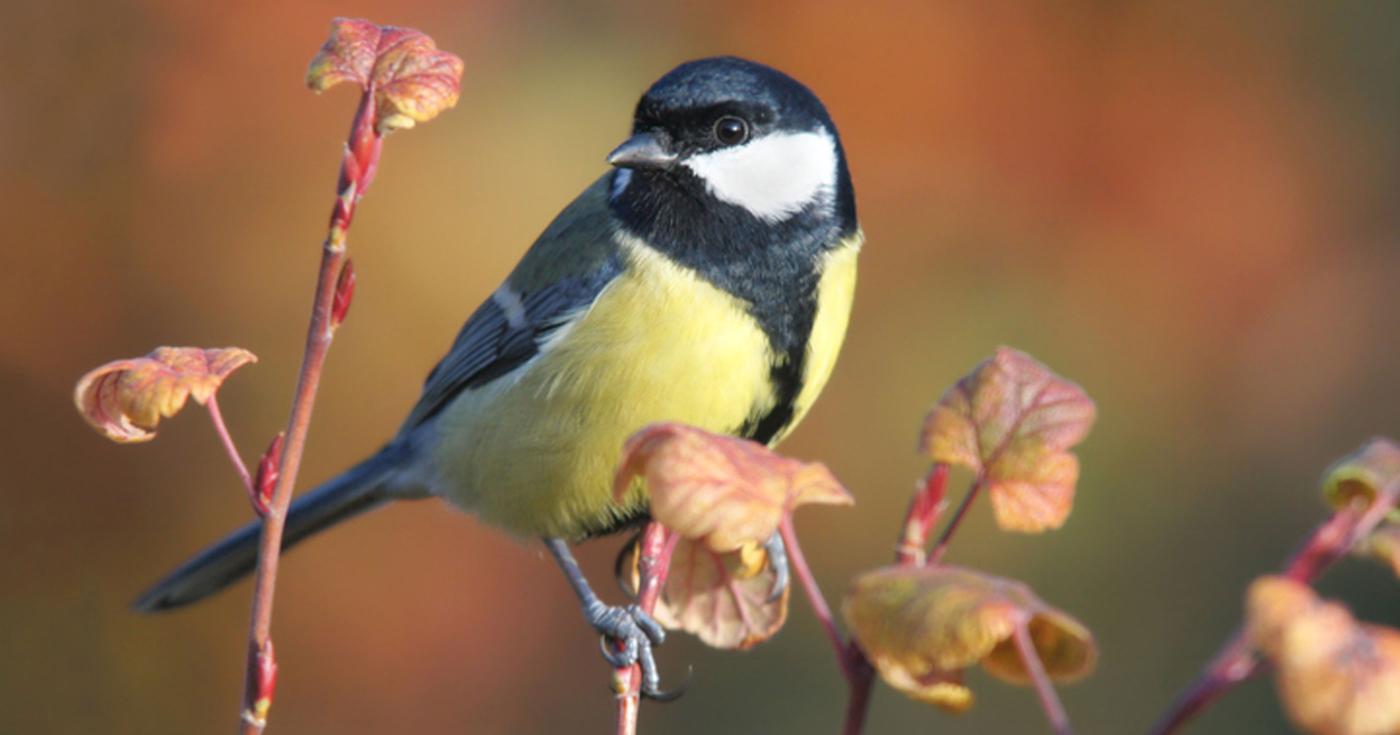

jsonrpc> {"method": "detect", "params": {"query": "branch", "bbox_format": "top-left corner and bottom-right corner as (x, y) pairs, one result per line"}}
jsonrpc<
(614, 523), (678, 735)
(1149, 474), (1400, 735)
(239, 91), (375, 734)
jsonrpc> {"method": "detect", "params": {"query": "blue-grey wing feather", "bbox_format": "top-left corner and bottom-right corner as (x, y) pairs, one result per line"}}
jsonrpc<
(402, 174), (624, 429)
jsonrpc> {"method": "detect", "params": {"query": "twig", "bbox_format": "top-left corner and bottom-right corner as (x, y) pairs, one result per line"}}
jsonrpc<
(1149, 475), (1400, 735)
(1147, 627), (1257, 735)
(206, 394), (252, 494)
(615, 523), (679, 735)
(840, 649), (876, 735)
(238, 90), (376, 734)
(928, 473), (984, 565)
(844, 464), (950, 734)
(1014, 618), (1073, 735)
(897, 464), (949, 565)
(779, 516), (854, 680)
(779, 515), (879, 735)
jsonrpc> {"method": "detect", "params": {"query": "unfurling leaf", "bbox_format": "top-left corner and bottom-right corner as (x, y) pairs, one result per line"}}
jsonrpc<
(842, 565), (1096, 713)
(620, 536), (788, 650)
(1246, 576), (1400, 735)
(306, 18), (465, 135)
(920, 347), (1095, 532)
(74, 347), (257, 443)
(614, 423), (852, 554)
(1322, 437), (1400, 516)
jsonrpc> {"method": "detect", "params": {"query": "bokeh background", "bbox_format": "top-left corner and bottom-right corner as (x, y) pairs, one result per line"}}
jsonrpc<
(3, 1), (1398, 733)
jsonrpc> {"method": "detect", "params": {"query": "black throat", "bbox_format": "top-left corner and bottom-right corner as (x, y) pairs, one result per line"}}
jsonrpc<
(610, 166), (856, 445)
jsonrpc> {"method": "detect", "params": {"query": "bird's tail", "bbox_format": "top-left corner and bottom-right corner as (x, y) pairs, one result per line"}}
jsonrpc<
(133, 446), (407, 613)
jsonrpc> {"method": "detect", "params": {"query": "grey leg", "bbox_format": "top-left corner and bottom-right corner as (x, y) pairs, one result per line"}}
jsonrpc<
(544, 537), (677, 699)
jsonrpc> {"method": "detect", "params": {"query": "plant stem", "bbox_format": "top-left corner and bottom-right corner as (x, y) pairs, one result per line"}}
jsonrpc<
(843, 464), (952, 734)
(779, 516), (852, 679)
(239, 91), (375, 735)
(897, 464), (949, 565)
(1014, 618), (1073, 735)
(1149, 475), (1400, 735)
(840, 650), (876, 735)
(206, 394), (252, 493)
(928, 474), (984, 565)
(1147, 628), (1256, 735)
(615, 523), (678, 735)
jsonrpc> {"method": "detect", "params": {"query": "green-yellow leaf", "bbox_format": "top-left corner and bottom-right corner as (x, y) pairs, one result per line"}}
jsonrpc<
(842, 565), (1096, 713)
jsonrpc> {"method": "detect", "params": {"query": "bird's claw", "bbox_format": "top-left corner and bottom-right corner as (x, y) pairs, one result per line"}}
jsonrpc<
(763, 531), (789, 603)
(589, 603), (677, 699)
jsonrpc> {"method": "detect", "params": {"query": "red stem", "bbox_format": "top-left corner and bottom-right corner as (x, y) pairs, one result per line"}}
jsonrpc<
(1014, 618), (1073, 735)
(842, 464), (951, 733)
(928, 474), (984, 565)
(206, 394), (252, 494)
(897, 464), (949, 565)
(1150, 475), (1400, 735)
(781, 515), (880, 735)
(779, 516), (855, 682)
(615, 523), (678, 735)
(840, 652), (876, 735)
(238, 90), (376, 734)
(1147, 627), (1256, 735)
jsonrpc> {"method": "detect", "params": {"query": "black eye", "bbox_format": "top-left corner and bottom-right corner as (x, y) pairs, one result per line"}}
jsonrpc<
(713, 116), (749, 146)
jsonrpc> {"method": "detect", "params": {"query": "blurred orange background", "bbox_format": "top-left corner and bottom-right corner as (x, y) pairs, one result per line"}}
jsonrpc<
(3, 1), (1397, 733)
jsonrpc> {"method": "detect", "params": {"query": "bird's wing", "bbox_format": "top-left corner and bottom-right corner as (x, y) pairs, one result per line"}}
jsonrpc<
(401, 175), (623, 429)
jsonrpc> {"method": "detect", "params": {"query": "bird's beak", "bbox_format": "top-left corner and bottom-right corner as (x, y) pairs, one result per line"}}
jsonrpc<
(606, 132), (677, 170)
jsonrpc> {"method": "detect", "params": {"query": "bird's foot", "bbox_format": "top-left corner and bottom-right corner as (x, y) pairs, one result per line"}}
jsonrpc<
(763, 530), (789, 602)
(587, 601), (681, 700)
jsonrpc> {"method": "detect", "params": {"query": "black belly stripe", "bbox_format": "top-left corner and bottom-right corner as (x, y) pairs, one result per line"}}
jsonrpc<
(740, 355), (805, 445)
(583, 160), (856, 540)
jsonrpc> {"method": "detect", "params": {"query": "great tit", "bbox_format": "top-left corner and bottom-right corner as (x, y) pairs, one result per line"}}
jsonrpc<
(136, 56), (861, 695)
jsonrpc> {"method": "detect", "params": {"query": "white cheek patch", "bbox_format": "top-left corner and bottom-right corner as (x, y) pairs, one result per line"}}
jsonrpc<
(683, 130), (838, 222)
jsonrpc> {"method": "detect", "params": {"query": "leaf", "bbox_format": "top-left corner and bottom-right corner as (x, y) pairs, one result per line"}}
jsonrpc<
(920, 347), (1096, 532)
(1322, 437), (1400, 515)
(614, 423), (852, 554)
(74, 347), (257, 443)
(842, 565), (1096, 713)
(1246, 576), (1400, 735)
(306, 18), (465, 135)
(620, 536), (788, 650)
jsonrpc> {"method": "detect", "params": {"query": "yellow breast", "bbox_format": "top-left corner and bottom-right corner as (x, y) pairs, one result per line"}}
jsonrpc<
(428, 233), (778, 539)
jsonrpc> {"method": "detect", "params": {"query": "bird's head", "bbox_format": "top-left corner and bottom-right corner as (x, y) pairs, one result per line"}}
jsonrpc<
(608, 57), (855, 231)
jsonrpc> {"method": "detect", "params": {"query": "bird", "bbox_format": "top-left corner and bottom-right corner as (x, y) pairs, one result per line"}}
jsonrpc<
(136, 55), (861, 696)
